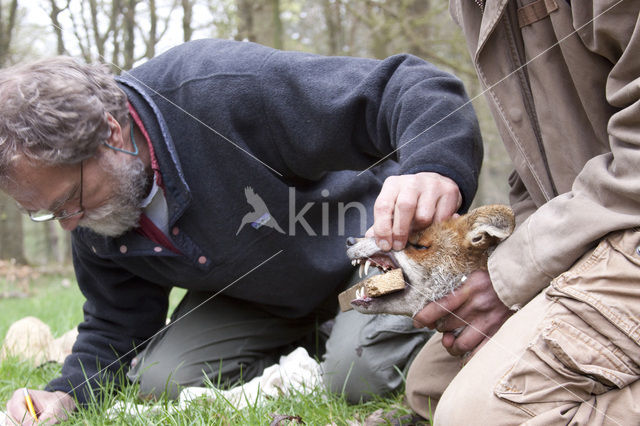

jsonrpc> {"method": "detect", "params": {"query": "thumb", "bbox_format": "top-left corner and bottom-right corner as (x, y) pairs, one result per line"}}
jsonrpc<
(365, 226), (374, 238)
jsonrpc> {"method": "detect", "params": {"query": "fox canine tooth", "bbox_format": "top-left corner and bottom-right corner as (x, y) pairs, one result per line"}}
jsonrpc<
(359, 263), (364, 278)
(364, 260), (371, 275)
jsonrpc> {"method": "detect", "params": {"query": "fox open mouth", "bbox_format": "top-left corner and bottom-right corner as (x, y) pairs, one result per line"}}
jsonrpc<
(351, 253), (399, 278)
(349, 253), (404, 306)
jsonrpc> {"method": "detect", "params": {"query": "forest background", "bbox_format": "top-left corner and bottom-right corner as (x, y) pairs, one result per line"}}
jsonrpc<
(0, 0), (510, 270)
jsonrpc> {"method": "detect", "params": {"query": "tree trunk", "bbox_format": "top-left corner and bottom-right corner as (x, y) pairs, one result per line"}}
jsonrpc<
(49, 0), (67, 55)
(146, 0), (157, 58)
(235, 0), (255, 42)
(0, 0), (18, 67)
(235, 0), (280, 48)
(122, 0), (136, 69)
(323, 0), (342, 55)
(0, 193), (26, 263)
(182, 0), (193, 42)
(270, 0), (282, 49)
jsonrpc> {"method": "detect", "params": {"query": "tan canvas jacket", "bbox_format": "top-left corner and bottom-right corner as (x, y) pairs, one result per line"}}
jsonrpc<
(450, 0), (640, 309)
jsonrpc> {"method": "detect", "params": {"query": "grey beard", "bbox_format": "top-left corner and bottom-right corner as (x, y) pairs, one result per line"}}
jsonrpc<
(79, 155), (149, 237)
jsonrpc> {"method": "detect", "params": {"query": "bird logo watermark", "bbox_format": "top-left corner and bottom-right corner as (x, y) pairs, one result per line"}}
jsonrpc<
(236, 187), (286, 235)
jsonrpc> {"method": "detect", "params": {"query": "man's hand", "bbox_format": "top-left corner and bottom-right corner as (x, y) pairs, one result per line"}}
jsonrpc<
(365, 172), (461, 251)
(412, 270), (513, 358)
(6, 389), (76, 425)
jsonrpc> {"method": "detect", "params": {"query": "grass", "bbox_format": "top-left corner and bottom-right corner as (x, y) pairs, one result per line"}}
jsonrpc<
(0, 272), (426, 425)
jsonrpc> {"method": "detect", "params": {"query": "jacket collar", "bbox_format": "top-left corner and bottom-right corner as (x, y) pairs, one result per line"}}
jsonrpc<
(115, 77), (192, 226)
(476, 0), (509, 58)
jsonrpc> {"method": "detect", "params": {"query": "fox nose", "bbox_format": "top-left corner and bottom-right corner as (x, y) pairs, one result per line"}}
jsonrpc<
(346, 237), (358, 247)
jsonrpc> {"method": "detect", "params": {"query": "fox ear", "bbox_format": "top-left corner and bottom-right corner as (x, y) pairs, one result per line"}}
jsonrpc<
(465, 205), (515, 249)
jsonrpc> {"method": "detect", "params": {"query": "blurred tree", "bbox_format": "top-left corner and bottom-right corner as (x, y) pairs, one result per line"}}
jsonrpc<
(0, 0), (26, 263)
(0, 0), (18, 66)
(48, 0), (69, 54)
(52, 0), (176, 71)
(322, 0), (342, 55)
(0, 193), (26, 263)
(235, 0), (283, 48)
(182, 0), (193, 41)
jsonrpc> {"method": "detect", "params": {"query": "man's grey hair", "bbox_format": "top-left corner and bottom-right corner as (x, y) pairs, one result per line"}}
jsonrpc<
(0, 56), (128, 186)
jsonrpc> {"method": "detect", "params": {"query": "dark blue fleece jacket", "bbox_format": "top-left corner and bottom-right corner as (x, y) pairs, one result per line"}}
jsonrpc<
(46, 39), (482, 403)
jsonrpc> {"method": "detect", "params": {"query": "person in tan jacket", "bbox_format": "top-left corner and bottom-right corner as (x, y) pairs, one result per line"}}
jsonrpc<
(406, 0), (640, 424)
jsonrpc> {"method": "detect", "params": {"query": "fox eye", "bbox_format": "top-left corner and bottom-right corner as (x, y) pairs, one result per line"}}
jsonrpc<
(409, 243), (430, 250)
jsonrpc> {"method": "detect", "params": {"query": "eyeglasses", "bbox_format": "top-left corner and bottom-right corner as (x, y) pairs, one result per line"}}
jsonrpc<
(28, 161), (84, 222)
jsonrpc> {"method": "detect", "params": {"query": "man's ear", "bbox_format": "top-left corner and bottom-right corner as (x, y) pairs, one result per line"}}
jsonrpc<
(104, 113), (124, 149)
(465, 205), (515, 249)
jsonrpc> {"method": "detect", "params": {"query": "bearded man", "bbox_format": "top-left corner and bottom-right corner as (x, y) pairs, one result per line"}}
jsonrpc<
(0, 39), (482, 423)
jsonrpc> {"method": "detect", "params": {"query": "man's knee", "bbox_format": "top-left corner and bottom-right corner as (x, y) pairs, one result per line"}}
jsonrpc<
(134, 358), (197, 399)
(322, 311), (430, 403)
(405, 333), (461, 419)
(322, 342), (401, 403)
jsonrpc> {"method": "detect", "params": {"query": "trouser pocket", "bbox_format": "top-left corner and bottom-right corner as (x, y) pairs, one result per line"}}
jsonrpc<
(494, 301), (640, 417)
(547, 228), (640, 366)
(494, 229), (640, 416)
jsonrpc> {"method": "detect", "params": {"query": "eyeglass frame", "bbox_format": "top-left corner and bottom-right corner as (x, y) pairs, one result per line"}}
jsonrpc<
(27, 161), (84, 222)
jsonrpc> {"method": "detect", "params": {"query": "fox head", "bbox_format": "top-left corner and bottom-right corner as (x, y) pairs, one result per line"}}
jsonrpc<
(345, 205), (515, 317)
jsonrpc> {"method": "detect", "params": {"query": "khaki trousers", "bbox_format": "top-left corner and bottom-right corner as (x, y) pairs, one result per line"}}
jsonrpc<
(406, 229), (640, 425)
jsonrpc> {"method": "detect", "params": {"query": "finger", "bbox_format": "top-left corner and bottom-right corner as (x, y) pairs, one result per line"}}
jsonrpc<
(432, 291), (477, 332)
(434, 289), (504, 337)
(413, 317), (426, 328)
(391, 185), (419, 250)
(446, 322), (487, 356)
(434, 316), (449, 332)
(6, 390), (32, 425)
(435, 309), (471, 332)
(364, 226), (374, 238)
(413, 190), (437, 230)
(441, 331), (456, 349)
(373, 177), (400, 251)
(432, 185), (462, 224)
(412, 288), (470, 328)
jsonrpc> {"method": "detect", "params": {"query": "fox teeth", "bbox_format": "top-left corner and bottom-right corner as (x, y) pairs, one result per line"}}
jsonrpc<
(358, 263), (364, 278)
(364, 260), (371, 276)
(351, 259), (357, 266)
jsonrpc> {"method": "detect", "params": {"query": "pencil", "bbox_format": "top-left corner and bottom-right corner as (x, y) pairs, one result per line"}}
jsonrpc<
(23, 388), (38, 421)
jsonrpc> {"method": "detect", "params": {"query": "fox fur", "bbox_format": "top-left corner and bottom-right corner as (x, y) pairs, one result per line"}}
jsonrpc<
(346, 205), (515, 317)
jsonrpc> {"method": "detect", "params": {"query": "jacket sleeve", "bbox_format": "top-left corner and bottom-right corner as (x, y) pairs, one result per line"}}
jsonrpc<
(489, 1), (640, 309)
(45, 235), (170, 405)
(507, 170), (537, 228)
(258, 51), (483, 212)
